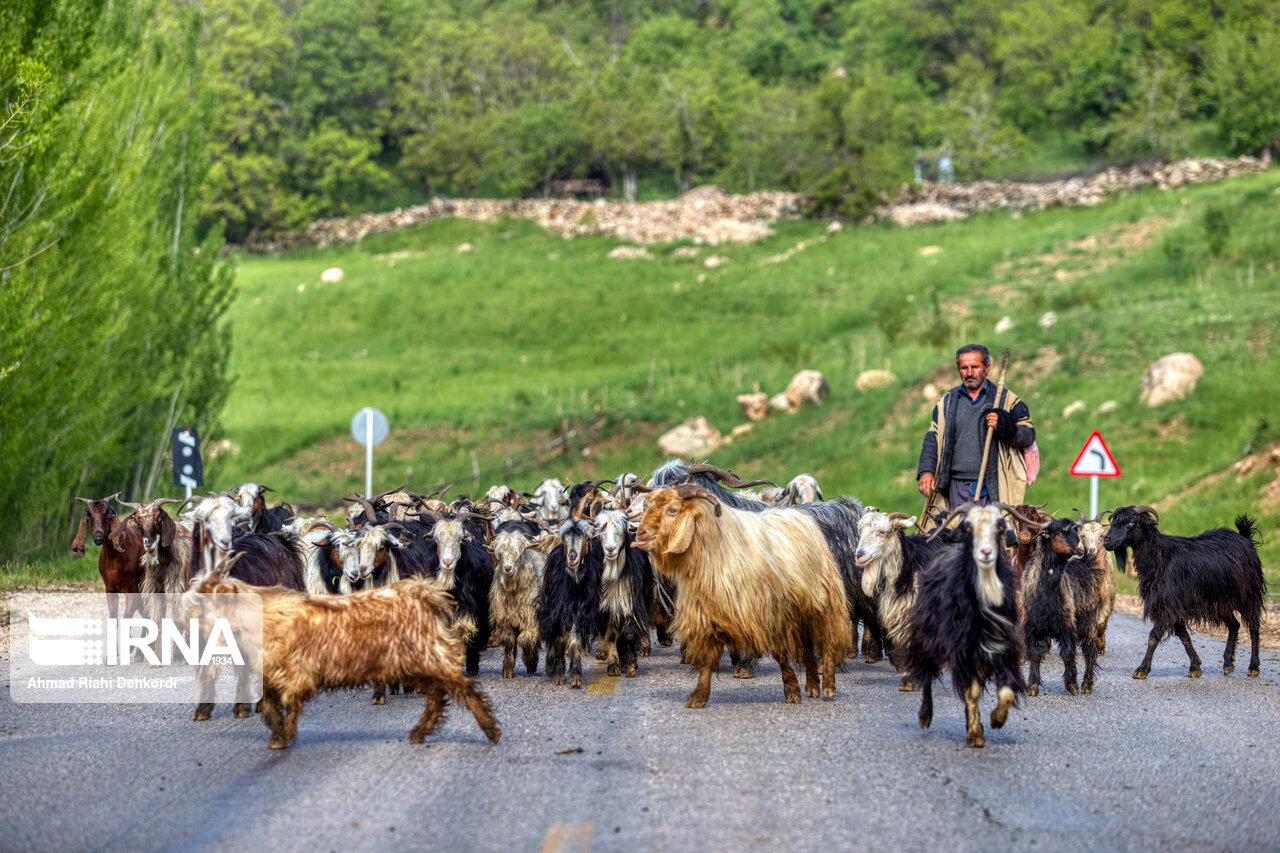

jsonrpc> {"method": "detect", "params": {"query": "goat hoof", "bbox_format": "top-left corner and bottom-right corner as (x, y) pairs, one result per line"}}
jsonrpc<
(465, 667), (479, 677)
(606, 664), (621, 677)
(733, 667), (754, 679)
(823, 687), (836, 699)
(1082, 685), (1093, 694)
(372, 695), (386, 705)
(233, 706), (252, 719)
(784, 690), (802, 705)
(624, 665), (637, 678)
(806, 686), (820, 699)
(408, 733), (424, 745)
(1248, 668), (1260, 677)
(193, 708), (211, 722)
(1223, 665), (1234, 675)
(1132, 670), (1147, 680)
(502, 668), (515, 679)
(918, 712), (932, 730)
(1066, 684), (1078, 696)
(660, 639), (673, 647)
(966, 733), (986, 749)
(570, 676), (582, 689)
(1188, 668), (1202, 679)
(899, 679), (916, 692)
(1027, 685), (1039, 697)
(267, 737), (287, 750)
(553, 676), (566, 686)
(686, 693), (708, 709)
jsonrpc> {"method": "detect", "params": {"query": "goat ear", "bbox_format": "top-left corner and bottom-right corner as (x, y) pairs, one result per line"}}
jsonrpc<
(71, 513), (88, 557)
(109, 524), (130, 552)
(892, 515), (917, 531)
(160, 512), (175, 549)
(663, 511), (699, 556)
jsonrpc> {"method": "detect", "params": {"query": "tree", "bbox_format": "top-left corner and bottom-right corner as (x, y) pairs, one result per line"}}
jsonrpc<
(1207, 22), (1280, 154)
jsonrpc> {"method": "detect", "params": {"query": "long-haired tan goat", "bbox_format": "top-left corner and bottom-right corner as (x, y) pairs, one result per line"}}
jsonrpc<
(633, 485), (852, 707)
(186, 573), (501, 749)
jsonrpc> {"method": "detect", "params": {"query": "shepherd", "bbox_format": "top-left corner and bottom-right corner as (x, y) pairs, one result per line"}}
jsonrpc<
(917, 344), (1036, 527)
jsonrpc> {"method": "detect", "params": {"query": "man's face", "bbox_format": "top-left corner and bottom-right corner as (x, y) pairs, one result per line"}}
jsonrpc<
(957, 351), (989, 392)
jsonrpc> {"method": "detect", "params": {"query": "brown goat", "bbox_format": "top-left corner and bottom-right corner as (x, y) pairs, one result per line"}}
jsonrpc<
(116, 498), (191, 623)
(634, 485), (852, 708)
(1075, 509), (1118, 655)
(186, 574), (501, 749)
(71, 494), (145, 620)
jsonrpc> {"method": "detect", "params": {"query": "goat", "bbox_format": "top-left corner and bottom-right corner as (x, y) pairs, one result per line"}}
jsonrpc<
(592, 509), (654, 677)
(1074, 508), (1117, 655)
(1019, 515), (1099, 697)
(1104, 505), (1266, 679)
(280, 517), (350, 595)
(903, 504), (1026, 748)
(537, 517), (601, 688)
(854, 508), (947, 690)
(232, 483), (295, 533)
(1006, 502), (1052, 588)
(414, 509), (494, 676)
(634, 485), (851, 707)
(485, 520), (544, 678)
(529, 477), (568, 523)
(116, 498), (191, 623)
(71, 493), (145, 622)
(765, 473), (824, 507)
(185, 573), (501, 749)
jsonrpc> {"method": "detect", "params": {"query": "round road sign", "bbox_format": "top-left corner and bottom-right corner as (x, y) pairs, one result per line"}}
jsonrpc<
(351, 407), (389, 447)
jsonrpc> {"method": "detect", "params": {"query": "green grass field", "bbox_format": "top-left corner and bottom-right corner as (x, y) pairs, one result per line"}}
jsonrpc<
(8, 170), (1280, 590)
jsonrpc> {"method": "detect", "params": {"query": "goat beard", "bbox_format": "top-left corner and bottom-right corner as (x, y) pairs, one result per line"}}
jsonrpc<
(1113, 547), (1129, 574)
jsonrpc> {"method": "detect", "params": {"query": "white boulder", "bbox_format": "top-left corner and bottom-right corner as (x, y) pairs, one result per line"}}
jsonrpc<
(1139, 353), (1204, 407)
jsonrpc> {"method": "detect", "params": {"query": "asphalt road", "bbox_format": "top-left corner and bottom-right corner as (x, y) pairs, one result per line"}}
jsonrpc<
(2, 610), (1278, 852)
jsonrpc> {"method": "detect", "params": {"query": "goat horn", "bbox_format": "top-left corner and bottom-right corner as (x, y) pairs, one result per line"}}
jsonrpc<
(178, 496), (202, 512)
(117, 499), (144, 512)
(1073, 507), (1088, 523)
(926, 504), (973, 542)
(886, 512), (913, 521)
(372, 482), (410, 502)
(407, 509), (444, 522)
(674, 484), (722, 517)
(999, 503), (1049, 530)
(151, 498), (183, 506)
(1134, 505), (1159, 523)
(75, 497), (92, 505)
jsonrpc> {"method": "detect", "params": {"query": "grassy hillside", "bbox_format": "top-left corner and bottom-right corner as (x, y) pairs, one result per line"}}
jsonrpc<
(9, 170), (1280, 588)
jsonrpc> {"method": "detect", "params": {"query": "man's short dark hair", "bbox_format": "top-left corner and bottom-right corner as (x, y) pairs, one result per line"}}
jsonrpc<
(956, 344), (991, 366)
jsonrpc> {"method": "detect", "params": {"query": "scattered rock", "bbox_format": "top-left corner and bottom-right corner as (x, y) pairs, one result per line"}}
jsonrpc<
(730, 423), (753, 441)
(855, 370), (898, 393)
(320, 267), (344, 283)
(922, 383), (941, 401)
(673, 246), (700, 257)
(296, 283), (306, 293)
(1062, 400), (1087, 420)
(737, 393), (770, 422)
(457, 243), (475, 253)
(1096, 400), (1118, 414)
(918, 245), (943, 257)
(826, 221), (843, 234)
(1039, 311), (1057, 330)
(770, 393), (797, 414)
(995, 316), (1014, 334)
(1139, 353), (1204, 407)
(785, 370), (830, 408)
(704, 255), (729, 269)
(608, 245), (653, 260)
(657, 417), (723, 457)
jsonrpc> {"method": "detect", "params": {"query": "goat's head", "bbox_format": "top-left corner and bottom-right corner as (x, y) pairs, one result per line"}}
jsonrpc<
(1073, 508), (1108, 564)
(930, 504), (1008, 569)
(232, 483), (272, 516)
(531, 478), (568, 521)
(781, 473), (823, 506)
(488, 526), (531, 580)
(557, 517), (594, 575)
(1102, 505), (1157, 572)
(593, 509), (630, 561)
(1005, 502), (1052, 548)
(344, 524), (409, 583)
(426, 513), (476, 575)
(855, 509), (917, 568)
(72, 493), (122, 555)
(190, 494), (252, 552)
(483, 484), (517, 511)
(117, 498), (183, 553)
(633, 485), (721, 557)
(1039, 515), (1083, 557)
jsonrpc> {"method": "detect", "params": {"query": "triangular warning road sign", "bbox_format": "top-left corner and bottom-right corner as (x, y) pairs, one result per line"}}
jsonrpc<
(1069, 431), (1120, 477)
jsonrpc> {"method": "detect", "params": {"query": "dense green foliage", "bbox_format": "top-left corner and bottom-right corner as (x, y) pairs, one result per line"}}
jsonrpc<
(0, 1), (234, 560)
(197, 0), (1280, 241)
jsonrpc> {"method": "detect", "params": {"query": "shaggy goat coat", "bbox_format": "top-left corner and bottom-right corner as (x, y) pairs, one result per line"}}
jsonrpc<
(537, 520), (602, 688)
(487, 521), (544, 678)
(188, 576), (501, 749)
(638, 489), (852, 707)
(1020, 519), (1099, 696)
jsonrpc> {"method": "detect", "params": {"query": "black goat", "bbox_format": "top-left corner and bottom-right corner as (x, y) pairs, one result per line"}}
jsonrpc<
(592, 510), (653, 677)
(1104, 505), (1266, 679)
(1020, 516), (1099, 697)
(537, 518), (601, 688)
(904, 504), (1026, 748)
(414, 510), (494, 677)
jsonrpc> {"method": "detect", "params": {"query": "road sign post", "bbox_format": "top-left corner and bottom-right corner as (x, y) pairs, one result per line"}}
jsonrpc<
(171, 428), (203, 501)
(350, 408), (389, 497)
(1068, 430), (1120, 518)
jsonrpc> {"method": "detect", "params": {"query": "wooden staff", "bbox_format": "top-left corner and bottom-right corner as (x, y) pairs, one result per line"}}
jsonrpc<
(973, 347), (1012, 501)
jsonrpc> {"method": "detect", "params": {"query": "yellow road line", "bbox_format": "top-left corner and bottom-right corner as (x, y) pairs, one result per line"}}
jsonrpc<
(585, 670), (617, 694)
(540, 822), (594, 853)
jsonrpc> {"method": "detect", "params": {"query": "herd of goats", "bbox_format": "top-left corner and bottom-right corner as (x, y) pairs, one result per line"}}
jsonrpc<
(70, 459), (1267, 750)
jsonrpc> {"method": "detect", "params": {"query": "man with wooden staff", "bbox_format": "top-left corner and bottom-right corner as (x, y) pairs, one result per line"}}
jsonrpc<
(917, 344), (1035, 527)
